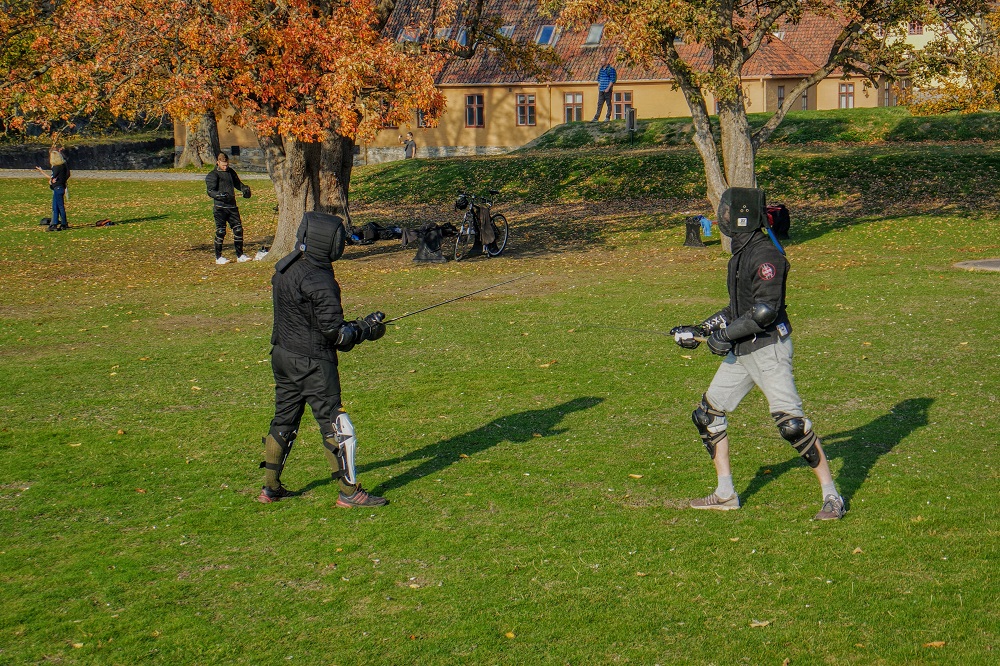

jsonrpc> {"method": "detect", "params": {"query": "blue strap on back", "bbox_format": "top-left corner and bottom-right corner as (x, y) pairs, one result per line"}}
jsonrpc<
(765, 227), (786, 255)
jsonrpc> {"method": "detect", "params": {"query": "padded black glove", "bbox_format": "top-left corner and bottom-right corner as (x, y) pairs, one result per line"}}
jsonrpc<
(706, 330), (734, 356)
(670, 325), (705, 350)
(334, 320), (363, 352)
(361, 312), (386, 341)
(241, 185), (252, 199)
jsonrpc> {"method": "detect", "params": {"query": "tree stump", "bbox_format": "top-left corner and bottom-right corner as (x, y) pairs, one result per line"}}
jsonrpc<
(684, 216), (706, 247)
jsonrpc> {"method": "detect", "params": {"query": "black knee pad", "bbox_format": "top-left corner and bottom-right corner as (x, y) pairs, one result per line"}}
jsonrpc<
(692, 394), (727, 459)
(773, 412), (820, 468)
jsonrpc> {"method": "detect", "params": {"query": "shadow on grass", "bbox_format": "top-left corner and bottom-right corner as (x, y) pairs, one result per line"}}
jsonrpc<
(113, 214), (169, 225)
(347, 396), (605, 496)
(740, 397), (933, 506)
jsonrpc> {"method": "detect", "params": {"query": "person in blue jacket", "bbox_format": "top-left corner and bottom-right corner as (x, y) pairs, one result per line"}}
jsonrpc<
(592, 63), (617, 122)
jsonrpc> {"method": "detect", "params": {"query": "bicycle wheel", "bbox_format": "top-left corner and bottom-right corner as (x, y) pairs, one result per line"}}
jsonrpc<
(486, 213), (508, 256)
(454, 223), (473, 261)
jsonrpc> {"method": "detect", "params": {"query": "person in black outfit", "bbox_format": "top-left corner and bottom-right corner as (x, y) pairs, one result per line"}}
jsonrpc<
(205, 153), (251, 264)
(258, 211), (389, 508)
(671, 187), (845, 520)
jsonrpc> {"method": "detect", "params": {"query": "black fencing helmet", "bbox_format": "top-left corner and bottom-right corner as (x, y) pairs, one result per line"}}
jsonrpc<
(297, 211), (347, 263)
(455, 193), (469, 211)
(717, 187), (767, 237)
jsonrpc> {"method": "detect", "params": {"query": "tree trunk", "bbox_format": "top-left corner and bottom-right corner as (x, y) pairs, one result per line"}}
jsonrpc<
(259, 131), (355, 258)
(175, 111), (220, 168)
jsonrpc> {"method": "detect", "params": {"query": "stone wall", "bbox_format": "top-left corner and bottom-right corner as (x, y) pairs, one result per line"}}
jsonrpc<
(358, 144), (515, 165)
(0, 138), (175, 170)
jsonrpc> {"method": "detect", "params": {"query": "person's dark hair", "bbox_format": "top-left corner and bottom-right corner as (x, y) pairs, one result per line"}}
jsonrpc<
(217, 153), (228, 163)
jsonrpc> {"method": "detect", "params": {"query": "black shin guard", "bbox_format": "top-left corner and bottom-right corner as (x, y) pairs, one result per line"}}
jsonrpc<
(260, 428), (295, 489)
(773, 412), (821, 468)
(692, 394), (727, 459)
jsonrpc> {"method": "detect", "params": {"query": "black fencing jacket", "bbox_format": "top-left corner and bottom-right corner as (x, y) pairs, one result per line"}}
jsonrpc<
(271, 256), (346, 362)
(720, 232), (793, 356)
(206, 167), (245, 208)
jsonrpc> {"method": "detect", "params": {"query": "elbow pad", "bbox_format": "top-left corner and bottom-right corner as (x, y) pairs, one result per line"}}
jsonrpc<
(751, 302), (778, 327)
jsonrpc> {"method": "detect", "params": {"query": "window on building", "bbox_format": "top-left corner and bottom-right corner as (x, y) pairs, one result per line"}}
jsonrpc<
(434, 27), (452, 41)
(839, 83), (855, 109)
(457, 28), (468, 46)
(466, 94), (485, 127)
(397, 26), (420, 42)
(584, 24), (604, 46)
(564, 92), (583, 122)
(498, 25), (515, 38)
(908, 22), (923, 35)
(612, 90), (633, 120)
(517, 94), (536, 126)
(536, 25), (556, 46)
(416, 109), (430, 128)
(777, 85), (785, 109)
(883, 80), (892, 107)
(801, 87), (809, 110)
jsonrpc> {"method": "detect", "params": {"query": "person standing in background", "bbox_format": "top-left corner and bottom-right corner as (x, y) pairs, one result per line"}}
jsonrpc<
(36, 147), (70, 230)
(592, 62), (617, 122)
(399, 131), (417, 159)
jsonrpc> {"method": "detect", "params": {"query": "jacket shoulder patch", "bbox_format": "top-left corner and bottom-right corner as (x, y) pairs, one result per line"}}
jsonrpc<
(757, 262), (777, 280)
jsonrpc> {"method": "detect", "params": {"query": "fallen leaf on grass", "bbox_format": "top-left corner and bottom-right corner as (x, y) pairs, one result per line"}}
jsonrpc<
(135, 489), (146, 493)
(782, 659), (790, 666)
(636, 572), (647, 577)
(750, 620), (771, 628)
(116, 429), (125, 435)
(730, 537), (740, 542)
(459, 454), (469, 459)
(923, 641), (946, 648)
(69, 443), (81, 447)
(852, 547), (863, 554)
(539, 360), (558, 368)
(191, 386), (201, 391)
(681, 355), (693, 359)
(628, 474), (643, 479)
(504, 632), (515, 639)
(72, 643), (84, 649)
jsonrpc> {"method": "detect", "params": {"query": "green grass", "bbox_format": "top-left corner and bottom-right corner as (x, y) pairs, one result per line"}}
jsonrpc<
(526, 107), (1000, 150)
(1, 140), (998, 664)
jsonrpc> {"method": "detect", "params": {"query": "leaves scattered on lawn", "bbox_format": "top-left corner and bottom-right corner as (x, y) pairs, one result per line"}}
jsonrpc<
(750, 620), (771, 628)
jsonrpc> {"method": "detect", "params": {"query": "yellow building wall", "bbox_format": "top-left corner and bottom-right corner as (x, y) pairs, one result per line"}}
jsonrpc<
(815, 77), (880, 110)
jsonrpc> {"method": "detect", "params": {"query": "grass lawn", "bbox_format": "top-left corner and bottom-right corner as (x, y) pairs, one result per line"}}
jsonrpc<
(1, 140), (998, 665)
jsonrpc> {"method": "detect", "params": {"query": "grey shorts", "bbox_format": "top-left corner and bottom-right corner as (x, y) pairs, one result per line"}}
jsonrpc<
(704, 337), (804, 417)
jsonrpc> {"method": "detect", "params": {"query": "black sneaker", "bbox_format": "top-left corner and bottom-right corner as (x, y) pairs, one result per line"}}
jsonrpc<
(257, 485), (294, 503)
(336, 486), (388, 508)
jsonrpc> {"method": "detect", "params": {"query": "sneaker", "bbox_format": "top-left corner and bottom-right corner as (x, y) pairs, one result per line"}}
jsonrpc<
(237, 254), (252, 262)
(215, 256), (229, 265)
(336, 486), (388, 508)
(690, 492), (740, 511)
(257, 485), (294, 503)
(814, 494), (846, 521)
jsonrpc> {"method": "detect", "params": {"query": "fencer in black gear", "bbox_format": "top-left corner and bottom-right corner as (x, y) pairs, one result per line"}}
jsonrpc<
(671, 187), (845, 521)
(259, 211), (389, 508)
(206, 153), (252, 264)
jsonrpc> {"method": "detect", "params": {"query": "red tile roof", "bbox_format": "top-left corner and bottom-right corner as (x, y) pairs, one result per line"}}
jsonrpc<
(386, 1), (845, 85)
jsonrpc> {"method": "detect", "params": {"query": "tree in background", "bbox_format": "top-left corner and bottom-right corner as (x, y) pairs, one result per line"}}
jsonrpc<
(910, 5), (1000, 114)
(2, 0), (559, 256)
(546, 0), (977, 230)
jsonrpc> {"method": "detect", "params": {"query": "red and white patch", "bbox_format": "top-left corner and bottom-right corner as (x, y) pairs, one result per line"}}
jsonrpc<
(757, 262), (777, 280)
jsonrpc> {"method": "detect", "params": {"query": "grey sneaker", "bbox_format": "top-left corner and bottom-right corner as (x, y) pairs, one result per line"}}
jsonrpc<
(814, 494), (846, 520)
(690, 492), (740, 511)
(336, 486), (388, 508)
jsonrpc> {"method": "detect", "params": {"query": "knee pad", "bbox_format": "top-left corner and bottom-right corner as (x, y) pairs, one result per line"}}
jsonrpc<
(773, 412), (820, 468)
(692, 394), (727, 459)
(323, 411), (357, 485)
(260, 428), (296, 487)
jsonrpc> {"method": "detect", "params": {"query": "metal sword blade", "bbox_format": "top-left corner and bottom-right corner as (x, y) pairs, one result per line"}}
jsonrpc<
(383, 274), (531, 324)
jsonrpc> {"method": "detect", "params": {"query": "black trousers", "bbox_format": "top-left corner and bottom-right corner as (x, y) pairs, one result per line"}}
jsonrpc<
(592, 89), (613, 121)
(213, 206), (244, 258)
(270, 345), (342, 436)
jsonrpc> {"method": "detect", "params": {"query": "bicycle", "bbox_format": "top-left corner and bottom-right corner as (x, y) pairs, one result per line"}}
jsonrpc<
(453, 189), (509, 261)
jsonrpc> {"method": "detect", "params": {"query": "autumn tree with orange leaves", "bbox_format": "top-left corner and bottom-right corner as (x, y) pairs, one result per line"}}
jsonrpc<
(545, 0), (986, 227)
(2, 0), (552, 255)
